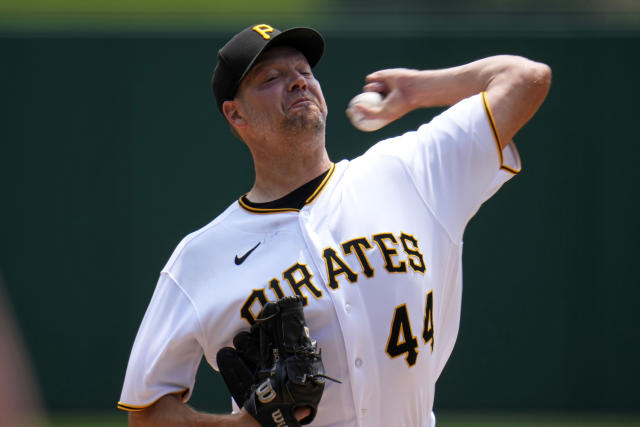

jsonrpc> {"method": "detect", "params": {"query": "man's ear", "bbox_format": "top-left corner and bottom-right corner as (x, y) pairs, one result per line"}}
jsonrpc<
(222, 100), (247, 128)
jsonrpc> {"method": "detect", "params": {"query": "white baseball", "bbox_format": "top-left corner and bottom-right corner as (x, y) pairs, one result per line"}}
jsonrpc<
(347, 92), (387, 132)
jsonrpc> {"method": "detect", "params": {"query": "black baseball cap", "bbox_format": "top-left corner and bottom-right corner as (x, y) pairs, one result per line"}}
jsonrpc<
(212, 24), (325, 112)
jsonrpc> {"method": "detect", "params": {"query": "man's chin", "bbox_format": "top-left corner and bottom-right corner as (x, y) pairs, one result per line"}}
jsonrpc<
(283, 111), (325, 133)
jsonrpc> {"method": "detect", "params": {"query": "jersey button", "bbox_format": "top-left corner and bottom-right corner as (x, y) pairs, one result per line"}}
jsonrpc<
(345, 303), (352, 312)
(355, 358), (363, 367)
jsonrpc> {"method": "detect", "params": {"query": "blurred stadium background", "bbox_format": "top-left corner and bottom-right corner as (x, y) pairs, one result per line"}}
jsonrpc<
(1, 0), (639, 426)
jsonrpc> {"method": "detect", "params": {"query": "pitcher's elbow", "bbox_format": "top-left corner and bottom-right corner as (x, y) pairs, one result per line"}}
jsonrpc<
(527, 60), (552, 93)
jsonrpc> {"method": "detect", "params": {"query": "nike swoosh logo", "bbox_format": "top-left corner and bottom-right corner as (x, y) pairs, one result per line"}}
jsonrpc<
(234, 242), (261, 265)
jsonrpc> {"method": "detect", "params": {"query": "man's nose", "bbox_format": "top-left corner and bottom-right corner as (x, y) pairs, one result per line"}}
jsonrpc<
(288, 71), (308, 92)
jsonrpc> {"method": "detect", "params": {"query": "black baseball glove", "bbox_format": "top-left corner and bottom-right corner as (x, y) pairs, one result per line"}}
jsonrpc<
(217, 296), (336, 426)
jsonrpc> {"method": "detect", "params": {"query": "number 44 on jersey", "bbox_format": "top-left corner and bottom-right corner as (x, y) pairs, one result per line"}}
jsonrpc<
(386, 291), (434, 367)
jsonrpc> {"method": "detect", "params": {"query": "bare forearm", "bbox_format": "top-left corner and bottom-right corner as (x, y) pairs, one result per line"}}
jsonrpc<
(405, 56), (551, 143)
(404, 56), (524, 106)
(128, 394), (258, 427)
(363, 55), (551, 144)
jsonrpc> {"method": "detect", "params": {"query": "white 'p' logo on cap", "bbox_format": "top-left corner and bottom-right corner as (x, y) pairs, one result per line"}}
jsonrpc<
(253, 24), (275, 40)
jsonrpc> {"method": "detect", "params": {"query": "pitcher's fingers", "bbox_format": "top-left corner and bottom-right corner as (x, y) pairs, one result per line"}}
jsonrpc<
(363, 82), (386, 93)
(365, 69), (392, 82)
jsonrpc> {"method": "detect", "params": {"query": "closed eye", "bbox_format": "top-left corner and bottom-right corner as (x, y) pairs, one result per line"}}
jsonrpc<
(264, 75), (277, 83)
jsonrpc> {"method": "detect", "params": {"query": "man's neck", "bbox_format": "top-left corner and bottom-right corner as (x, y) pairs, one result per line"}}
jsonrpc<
(247, 144), (331, 203)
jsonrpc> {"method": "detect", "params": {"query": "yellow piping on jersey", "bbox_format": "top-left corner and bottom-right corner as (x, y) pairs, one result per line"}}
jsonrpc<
(237, 199), (300, 214)
(117, 388), (189, 412)
(238, 163), (336, 214)
(305, 162), (335, 204)
(481, 91), (521, 175)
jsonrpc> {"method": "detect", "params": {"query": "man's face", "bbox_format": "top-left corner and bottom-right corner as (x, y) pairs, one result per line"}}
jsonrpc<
(232, 46), (328, 137)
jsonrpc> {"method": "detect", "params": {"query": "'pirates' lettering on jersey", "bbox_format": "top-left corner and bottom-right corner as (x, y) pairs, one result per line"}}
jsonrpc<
(323, 247), (358, 290)
(240, 230), (426, 324)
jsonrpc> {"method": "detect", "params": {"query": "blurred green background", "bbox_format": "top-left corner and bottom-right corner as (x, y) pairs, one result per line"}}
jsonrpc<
(1, 0), (639, 425)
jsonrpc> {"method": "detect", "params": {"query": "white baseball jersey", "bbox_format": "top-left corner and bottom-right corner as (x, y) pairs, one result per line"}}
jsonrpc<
(118, 92), (520, 427)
